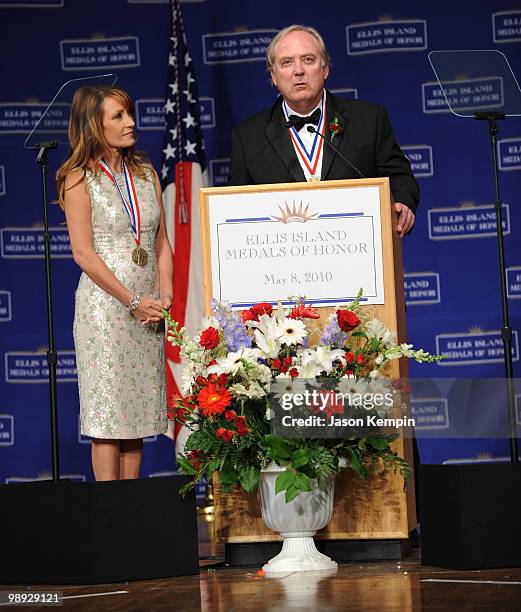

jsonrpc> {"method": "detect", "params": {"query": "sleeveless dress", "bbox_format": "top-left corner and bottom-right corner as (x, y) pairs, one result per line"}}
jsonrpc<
(73, 167), (167, 439)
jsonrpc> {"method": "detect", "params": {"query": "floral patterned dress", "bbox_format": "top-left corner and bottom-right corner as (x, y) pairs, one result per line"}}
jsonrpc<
(73, 167), (167, 439)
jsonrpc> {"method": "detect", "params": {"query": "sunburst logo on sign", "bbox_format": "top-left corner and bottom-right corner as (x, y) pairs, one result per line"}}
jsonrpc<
(468, 326), (484, 334)
(271, 201), (318, 224)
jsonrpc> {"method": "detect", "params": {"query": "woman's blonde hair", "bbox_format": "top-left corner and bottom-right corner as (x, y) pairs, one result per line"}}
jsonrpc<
(56, 85), (151, 208)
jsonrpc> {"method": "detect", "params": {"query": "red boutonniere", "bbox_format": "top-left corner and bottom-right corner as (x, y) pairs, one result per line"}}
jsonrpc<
(328, 116), (344, 142)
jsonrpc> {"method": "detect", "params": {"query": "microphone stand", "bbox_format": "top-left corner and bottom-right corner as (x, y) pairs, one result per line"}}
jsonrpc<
(32, 141), (61, 482)
(306, 125), (365, 179)
(475, 111), (518, 463)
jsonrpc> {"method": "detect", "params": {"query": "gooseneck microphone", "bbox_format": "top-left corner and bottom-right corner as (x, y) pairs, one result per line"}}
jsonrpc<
(306, 125), (366, 179)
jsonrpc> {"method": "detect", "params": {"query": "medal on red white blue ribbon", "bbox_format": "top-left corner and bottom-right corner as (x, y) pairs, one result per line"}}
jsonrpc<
(98, 159), (148, 266)
(283, 93), (325, 181)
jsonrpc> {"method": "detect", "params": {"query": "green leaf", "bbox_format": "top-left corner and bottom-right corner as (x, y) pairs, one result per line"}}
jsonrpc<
(367, 437), (389, 451)
(370, 337), (380, 351)
(293, 471), (312, 492)
(177, 455), (196, 476)
(291, 448), (311, 468)
(285, 484), (300, 503)
(351, 331), (366, 338)
(275, 469), (294, 494)
(220, 462), (239, 485)
(348, 448), (367, 479)
(264, 435), (292, 460)
(207, 458), (221, 472)
(240, 466), (260, 493)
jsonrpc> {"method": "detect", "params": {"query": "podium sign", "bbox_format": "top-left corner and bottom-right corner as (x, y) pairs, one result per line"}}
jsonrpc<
(200, 178), (394, 312)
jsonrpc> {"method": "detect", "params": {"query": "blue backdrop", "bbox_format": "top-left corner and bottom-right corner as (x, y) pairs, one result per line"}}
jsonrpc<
(0, 0), (520, 482)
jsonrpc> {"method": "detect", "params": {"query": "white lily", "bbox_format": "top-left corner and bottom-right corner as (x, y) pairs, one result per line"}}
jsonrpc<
(298, 345), (346, 374)
(207, 347), (262, 375)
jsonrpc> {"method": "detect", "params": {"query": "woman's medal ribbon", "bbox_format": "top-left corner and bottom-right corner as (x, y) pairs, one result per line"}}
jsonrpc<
(98, 158), (148, 266)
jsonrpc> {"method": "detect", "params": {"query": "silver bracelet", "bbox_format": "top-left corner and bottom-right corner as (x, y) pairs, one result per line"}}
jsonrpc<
(128, 294), (142, 314)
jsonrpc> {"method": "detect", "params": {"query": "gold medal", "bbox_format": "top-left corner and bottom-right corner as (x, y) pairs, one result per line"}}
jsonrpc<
(132, 245), (148, 267)
(307, 175), (321, 183)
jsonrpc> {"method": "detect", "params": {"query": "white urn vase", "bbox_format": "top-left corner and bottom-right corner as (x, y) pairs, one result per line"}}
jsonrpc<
(259, 464), (338, 575)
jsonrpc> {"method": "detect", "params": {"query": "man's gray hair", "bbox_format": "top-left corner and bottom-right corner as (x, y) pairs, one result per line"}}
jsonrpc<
(266, 24), (331, 72)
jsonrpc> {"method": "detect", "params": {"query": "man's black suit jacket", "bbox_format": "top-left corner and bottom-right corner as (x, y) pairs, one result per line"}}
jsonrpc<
(229, 91), (419, 214)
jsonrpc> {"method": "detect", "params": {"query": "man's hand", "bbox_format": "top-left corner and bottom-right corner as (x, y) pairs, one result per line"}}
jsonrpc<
(394, 202), (415, 237)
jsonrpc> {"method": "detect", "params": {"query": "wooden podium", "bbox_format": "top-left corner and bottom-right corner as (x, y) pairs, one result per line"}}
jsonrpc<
(199, 178), (416, 564)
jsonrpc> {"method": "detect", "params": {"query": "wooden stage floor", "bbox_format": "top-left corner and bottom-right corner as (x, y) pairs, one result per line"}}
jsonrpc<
(3, 512), (521, 611)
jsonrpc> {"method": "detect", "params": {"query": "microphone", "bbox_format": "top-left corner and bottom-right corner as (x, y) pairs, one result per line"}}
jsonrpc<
(306, 125), (366, 179)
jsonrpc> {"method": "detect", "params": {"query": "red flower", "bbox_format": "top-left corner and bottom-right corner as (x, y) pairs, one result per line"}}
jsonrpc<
(283, 356), (293, 367)
(251, 302), (273, 318)
(241, 309), (257, 322)
(215, 427), (226, 439)
(289, 368), (299, 378)
(289, 304), (319, 320)
(345, 352), (355, 364)
(356, 354), (365, 365)
(200, 326), (220, 350)
(241, 302), (273, 322)
(272, 358), (282, 370)
(188, 450), (200, 471)
(236, 416), (249, 436)
(224, 409), (237, 421)
(222, 430), (234, 443)
(195, 375), (207, 387)
(337, 309), (360, 332)
(198, 383), (233, 417)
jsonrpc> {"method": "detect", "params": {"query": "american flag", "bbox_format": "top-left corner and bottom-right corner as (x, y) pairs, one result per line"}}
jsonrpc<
(161, 0), (208, 450)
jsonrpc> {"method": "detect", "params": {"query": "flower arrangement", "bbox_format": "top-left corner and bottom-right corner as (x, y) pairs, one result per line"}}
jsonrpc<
(165, 293), (441, 502)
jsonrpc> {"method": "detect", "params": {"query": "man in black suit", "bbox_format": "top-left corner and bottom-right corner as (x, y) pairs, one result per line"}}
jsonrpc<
(229, 24), (418, 236)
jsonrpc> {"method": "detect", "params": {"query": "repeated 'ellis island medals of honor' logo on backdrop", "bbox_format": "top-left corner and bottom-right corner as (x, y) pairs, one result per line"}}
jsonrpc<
(422, 77), (504, 114)
(404, 272), (441, 306)
(60, 35), (140, 70)
(428, 200), (510, 240)
(330, 87), (358, 99)
(498, 137), (521, 171)
(5, 350), (77, 383)
(435, 327), (520, 366)
(401, 146), (433, 177)
(507, 267), (521, 299)
(202, 29), (277, 64)
(346, 17), (427, 55)
(136, 97), (215, 130)
(210, 158), (230, 186)
(1, 226), (72, 258)
(0, 291), (12, 322)
(0, 102), (69, 134)
(493, 11), (521, 43)
(0, 415), (14, 446)
(410, 398), (449, 430)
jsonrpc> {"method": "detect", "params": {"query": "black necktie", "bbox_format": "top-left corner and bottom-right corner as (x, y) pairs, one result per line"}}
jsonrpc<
(288, 108), (321, 131)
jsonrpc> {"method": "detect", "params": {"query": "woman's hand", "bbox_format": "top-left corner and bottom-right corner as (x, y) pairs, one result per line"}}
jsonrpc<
(160, 292), (172, 310)
(132, 295), (164, 325)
